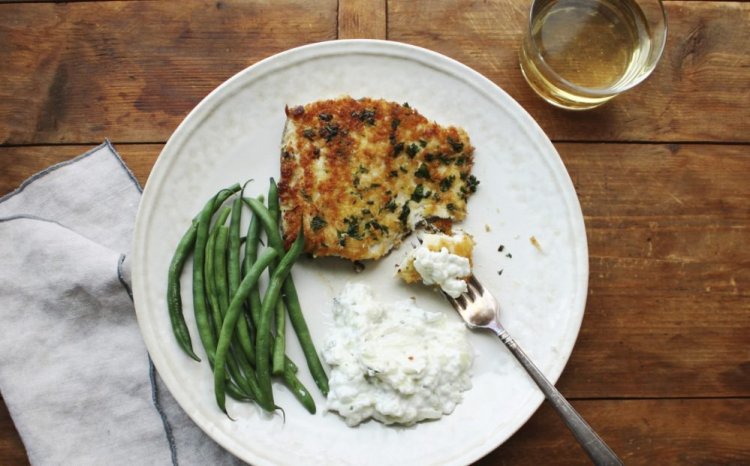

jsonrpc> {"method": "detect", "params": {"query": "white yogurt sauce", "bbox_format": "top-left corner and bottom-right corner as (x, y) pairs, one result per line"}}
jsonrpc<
(322, 283), (474, 427)
(412, 245), (471, 298)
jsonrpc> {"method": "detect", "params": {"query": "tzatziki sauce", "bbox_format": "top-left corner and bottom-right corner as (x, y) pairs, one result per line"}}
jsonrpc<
(322, 282), (474, 427)
(412, 245), (471, 298)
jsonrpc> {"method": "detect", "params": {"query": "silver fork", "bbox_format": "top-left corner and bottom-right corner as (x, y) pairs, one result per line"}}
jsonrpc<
(444, 275), (623, 466)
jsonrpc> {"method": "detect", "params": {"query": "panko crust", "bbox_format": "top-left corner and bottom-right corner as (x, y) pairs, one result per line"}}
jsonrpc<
(278, 96), (477, 261)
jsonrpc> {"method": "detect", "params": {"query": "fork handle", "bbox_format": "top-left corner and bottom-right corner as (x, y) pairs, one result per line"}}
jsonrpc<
(496, 328), (624, 466)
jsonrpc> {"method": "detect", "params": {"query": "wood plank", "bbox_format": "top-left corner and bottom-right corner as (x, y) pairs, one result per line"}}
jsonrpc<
(478, 398), (750, 465)
(0, 399), (27, 466)
(2, 142), (748, 398)
(338, 0), (387, 39)
(0, 396), (746, 465)
(387, 0), (750, 143)
(0, 0), (337, 145)
(555, 143), (750, 398)
(0, 144), (160, 195)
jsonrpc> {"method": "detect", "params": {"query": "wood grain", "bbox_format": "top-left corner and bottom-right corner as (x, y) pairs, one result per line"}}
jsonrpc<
(1, 395), (747, 465)
(2, 1), (746, 144)
(0, 144), (159, 194)
(388, 0), (750, 143)
(1, 1), (748, 464)
(478, 398), (750, 465)
(0, 0), (337, 145)
(557, 143), (750, 397)
(338, 0), (387, 39)
(0, 400), (27, 466)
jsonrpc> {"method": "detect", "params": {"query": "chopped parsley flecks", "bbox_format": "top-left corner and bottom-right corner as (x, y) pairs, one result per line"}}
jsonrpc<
(319, 123), (339, 141)
(406, 143), (421, 158)
(393, 142), (405, 156)
(438, 154), (454, 165)
(385, 199), (397, 213)
(350, 109), (374, 125)
(440, 175), (455, 192)
(365, 220), (389, 235)
(459, 175), (480, 199)
(399, 203), (411, 225)
(310, 215), (327, 231)
(447, 137), (464, 153)
(415, 163), (431, 180)
(343, 216), (363, 240)
(411, 184), (426, 202)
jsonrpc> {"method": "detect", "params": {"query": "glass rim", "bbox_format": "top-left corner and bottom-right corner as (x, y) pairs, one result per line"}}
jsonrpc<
(524, 0), (669, 97)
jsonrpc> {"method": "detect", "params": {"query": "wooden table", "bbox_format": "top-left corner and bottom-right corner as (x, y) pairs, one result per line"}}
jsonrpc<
(1, 1), (748, 464)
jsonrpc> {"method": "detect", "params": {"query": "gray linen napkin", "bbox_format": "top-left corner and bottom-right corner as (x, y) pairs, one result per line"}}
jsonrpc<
(0, 142), (241, 465)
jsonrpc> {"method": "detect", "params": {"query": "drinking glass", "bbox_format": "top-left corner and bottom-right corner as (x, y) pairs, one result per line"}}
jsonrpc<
(519, 0), (667, 110)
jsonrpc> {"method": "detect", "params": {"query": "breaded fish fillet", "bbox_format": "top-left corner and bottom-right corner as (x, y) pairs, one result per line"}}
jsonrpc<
(278, 96), (478, 261)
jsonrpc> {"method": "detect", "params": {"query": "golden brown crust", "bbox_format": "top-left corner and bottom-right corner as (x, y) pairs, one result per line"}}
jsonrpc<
(278, 96), (477, 261)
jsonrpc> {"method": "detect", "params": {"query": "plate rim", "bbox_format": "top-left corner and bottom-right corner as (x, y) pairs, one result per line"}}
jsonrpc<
(132, 38), (589, 465)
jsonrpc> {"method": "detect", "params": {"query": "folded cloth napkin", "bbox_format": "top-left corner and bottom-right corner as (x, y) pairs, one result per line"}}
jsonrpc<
(0, 142), (242, 465)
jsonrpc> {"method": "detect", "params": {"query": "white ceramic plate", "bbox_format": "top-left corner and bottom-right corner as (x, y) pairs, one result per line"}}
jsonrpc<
(132, 39), (588, 466)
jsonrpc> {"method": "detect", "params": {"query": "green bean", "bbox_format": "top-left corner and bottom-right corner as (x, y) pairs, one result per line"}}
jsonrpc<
(226, 380), (253, 402)
(243, 197), (284, 251)
(204, 231), (221, 337)
(267, 180), (288, 375)
(209, 219), (264, 402)
(226, 348), (261, 402)
(228, 196), (243, 296)
(228, 196), (257, 365)
(243, 196), (299, 377)
(281, 281), (329, 395)
(205, 222), (249, 400)
(268, 178), (281, 225)
(234, 319), (257, 368)
(282, 361), (316, 414)
(215, 225), (258, 381)
(213, 223), (231, 315)
(243, 196), (264, 327)
(244, 197), (329, 395)
(205, 208), (230, 333)
(272, 301), (286, 375)
(167, 220), (200, 361)
(192, 184), (240, 364)
(214, 248), (278, 414)
(255, 233), (305, 409)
